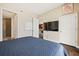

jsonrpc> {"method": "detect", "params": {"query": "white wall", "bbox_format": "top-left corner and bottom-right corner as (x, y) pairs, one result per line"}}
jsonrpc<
(11, 15), (18, 38)
(0, 4), (33, 38)
(39, 5), (63, 41)
(43, 31), (59, 42)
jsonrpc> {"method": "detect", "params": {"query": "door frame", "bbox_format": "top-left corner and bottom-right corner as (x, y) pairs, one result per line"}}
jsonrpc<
(11, 14), (17, 39)
(2, 9), (17, 41)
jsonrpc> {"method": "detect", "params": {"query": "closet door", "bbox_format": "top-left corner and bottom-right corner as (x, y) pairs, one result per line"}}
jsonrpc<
(32, 18), (39, 38)
(59, 13), (76, 46)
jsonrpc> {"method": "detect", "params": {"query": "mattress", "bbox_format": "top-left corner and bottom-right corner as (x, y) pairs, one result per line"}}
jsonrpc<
(0, 36), (68, 56)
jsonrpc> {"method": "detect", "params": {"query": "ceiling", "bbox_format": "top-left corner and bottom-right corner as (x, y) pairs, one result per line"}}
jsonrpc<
(3, 9), (16, 18)
(1, 3), (63, 18)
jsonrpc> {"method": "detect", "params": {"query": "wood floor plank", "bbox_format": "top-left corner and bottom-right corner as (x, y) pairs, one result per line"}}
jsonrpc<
(61, 44), (79, 56)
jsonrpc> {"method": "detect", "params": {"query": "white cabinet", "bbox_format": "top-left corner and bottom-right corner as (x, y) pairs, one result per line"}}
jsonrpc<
(59, 13), (79, 47)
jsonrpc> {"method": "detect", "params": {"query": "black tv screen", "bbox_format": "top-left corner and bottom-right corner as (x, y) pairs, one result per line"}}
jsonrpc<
(44, 21), (59, 31)
(48, 21), (59, 31)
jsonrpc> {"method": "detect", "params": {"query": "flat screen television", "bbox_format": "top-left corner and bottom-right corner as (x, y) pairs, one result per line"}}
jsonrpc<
(44, 22), (48, 30)
(44, 21), (59, 31)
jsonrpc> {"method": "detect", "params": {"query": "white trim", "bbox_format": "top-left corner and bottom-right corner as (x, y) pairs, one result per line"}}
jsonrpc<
(45, 39), (60, 43)
(0, 8), (3, 41)
(11, 16), (14, 39)
(75, 13), (78, 47)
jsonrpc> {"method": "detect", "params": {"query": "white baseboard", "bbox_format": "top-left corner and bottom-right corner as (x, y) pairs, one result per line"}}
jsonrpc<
(45, 39), (60, 43)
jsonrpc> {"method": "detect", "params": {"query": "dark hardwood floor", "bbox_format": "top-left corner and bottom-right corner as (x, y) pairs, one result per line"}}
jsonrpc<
(61, 44), (79, 56)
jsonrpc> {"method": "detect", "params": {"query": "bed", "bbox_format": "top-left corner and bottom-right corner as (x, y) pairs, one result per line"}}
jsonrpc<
(0, 36), (68, 56)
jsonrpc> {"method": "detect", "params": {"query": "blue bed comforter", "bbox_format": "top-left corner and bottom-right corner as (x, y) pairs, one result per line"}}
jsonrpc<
(0, 36), (68, 56)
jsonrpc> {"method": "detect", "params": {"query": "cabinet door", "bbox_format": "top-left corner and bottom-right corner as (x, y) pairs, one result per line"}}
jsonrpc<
(59, 14), (76, 46)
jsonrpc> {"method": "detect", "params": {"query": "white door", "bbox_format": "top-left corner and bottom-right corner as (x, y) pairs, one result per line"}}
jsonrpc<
(59, 13), (76, 46)
(32, 18), (39, 38)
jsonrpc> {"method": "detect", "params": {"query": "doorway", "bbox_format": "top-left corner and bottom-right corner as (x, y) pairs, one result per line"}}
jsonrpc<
(3, 18), (11, 40)
(2, 9), (17, 41)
